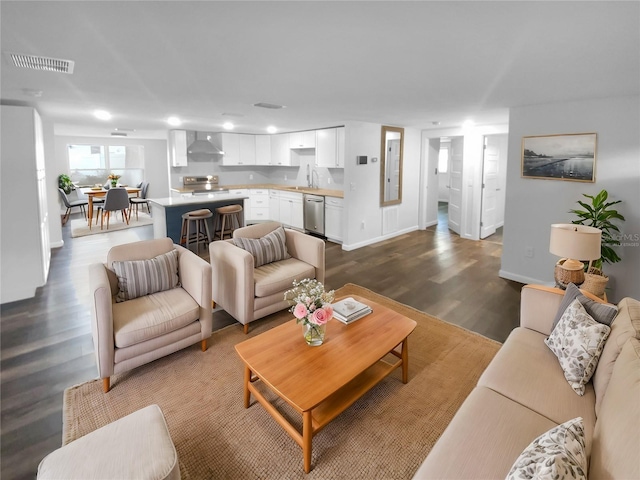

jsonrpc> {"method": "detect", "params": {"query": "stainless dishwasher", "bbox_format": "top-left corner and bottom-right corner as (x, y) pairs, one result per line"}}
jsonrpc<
(304, 194), (325, 236)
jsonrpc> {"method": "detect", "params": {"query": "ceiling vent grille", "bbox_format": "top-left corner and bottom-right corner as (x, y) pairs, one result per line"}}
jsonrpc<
(7, 52), (75, 74)
(111, 132), (128, 137)
(253, 102), (285, 110)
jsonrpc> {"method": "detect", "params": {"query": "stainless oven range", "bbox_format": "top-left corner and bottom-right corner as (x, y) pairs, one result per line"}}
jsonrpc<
(183, 175), (228, 194)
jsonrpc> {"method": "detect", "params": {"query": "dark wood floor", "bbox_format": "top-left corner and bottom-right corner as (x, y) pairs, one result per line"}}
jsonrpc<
(0, 210), (521, 480)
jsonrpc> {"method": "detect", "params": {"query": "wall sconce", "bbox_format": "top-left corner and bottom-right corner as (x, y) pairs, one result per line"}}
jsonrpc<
(549, 224), (602, 288)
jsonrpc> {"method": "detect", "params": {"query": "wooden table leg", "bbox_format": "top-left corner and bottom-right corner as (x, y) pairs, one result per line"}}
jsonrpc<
(401, 337), (409, 384)
(88, 196), (94, 229)
(303, 410), (312, 473)
(243, 365), (251, 408)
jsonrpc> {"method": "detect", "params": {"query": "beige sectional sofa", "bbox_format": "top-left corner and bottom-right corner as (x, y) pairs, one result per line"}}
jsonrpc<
(413, 284), (640, 479)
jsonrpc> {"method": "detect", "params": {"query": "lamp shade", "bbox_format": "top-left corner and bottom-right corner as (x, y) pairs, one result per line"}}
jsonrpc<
(549, 224), (602, 261)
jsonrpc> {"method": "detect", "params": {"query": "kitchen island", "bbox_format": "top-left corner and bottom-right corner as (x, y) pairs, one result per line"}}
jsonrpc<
(148, 193), (248, 244)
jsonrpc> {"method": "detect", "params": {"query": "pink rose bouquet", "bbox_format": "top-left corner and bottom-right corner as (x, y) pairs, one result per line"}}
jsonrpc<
(284, 278), (335, 327)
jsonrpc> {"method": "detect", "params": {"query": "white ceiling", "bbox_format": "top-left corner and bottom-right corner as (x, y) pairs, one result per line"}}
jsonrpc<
(1, 1), (638, 139)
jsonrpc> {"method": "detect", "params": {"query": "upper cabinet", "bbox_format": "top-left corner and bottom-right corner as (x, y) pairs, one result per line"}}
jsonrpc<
(255, 135), (272, 165)
(316, 127), (345, 168)
(169, 130), (188, 167)
(271, 133), (299, 166)
(221, 133), (256, 166)
(289, 131), (316, 149)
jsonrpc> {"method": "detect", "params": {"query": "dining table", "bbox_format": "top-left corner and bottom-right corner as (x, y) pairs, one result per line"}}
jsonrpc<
(80, 187), (141, 229)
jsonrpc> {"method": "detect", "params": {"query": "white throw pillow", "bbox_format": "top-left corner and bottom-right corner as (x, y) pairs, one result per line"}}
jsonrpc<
(506, 417), (587, 480)
(545, 298), (610, 395)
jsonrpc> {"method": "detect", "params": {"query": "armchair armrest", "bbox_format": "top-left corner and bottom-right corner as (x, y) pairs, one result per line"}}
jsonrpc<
(209, 240), (255, 325)
(285, 229), (326, 283)
(174, 244), (212, 339)
(89, 263), (115, 378)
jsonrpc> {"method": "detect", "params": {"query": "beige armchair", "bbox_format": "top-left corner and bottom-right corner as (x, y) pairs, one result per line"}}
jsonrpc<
(90, 238), (212, 392)
(209, 222), (325, 333)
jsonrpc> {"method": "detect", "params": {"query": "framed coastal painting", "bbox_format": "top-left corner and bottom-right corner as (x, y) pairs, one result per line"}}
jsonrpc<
(521, 133), (596, 182)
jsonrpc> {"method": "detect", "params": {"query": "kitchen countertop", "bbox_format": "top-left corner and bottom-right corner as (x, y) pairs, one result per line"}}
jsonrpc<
(171, 184), (344, 198)
(149, 192), (248, 207)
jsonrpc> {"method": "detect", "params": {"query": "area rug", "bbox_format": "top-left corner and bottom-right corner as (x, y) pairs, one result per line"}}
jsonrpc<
(70, 211), (153, 237)
(63, 284), (501, 479)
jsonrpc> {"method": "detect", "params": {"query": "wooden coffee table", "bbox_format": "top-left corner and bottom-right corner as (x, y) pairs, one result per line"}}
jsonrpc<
(234, 295), (417, 473)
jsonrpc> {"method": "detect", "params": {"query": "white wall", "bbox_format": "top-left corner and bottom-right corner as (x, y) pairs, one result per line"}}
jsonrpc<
(342, 121), (421, 250)
(500, 95), (640, 302)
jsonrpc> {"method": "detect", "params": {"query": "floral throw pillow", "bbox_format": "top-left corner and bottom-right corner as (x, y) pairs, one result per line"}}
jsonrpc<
(506, 417), (587, 480)
(545, 298), (611, 395)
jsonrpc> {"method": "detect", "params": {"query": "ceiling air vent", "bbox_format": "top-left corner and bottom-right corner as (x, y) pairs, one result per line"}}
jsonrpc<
(111, 132), (127, 137)
(253, 102), (285, 110)
(7, 52), (75, 74)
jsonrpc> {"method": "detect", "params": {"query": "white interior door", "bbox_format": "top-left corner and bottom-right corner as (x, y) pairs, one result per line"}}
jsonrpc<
(480, 135), (499, 239)
(448, 137), (463, 234)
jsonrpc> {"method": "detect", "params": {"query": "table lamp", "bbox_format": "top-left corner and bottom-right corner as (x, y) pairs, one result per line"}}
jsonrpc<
(549, 224), (602, 288)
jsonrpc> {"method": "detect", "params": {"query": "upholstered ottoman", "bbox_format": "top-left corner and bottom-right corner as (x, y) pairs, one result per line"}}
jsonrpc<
(37, 404), (179, 480)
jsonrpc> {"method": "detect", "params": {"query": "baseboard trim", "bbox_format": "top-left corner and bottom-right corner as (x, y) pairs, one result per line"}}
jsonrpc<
(342, 226), (419, 251)
(498, 269), (552, 286)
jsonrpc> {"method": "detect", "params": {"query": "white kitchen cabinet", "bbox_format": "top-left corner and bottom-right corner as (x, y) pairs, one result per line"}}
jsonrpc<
(271, 134), (299, 166)
(269, 190), (280, 222)
(315, 127), (345, 168)
(246, 189), (269, 222)
(1, 106), (51, 303)
(278, 191), (303, 230)
(255, 135), (272, 165)
(325, 196), (344, 243)
(169, 130), (188, 167)
(289, 131), (316, 149)
(336, 126), (345, 168)
(222, 133), (256, 166)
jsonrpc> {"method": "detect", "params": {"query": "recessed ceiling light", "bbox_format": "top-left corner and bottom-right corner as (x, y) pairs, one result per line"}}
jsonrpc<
(94, 110), (112, 120)
(167, 116), (182, 127)
(223, 122), (234, 130)
(267, 126), (277, 134)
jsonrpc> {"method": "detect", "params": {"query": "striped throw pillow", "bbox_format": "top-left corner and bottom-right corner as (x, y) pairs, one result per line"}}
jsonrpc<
(113, 249), (180, 302)
(233, 226), (290, 267)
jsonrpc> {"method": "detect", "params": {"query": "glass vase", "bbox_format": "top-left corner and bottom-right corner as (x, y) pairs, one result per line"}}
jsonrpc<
(302, 322), (326, 346)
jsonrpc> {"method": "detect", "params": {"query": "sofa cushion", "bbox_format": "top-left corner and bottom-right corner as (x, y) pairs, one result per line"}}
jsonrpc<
(545, 299), (610, 396)
(506, 417), (587, 480)
(592, 297), (640, 414)
(233, 226), (290, 267)
(590, 337), (640, 479)
(253, 257), (315, 298)
(412, 386), (557, 480)
(113, 287), (199, 348)
(552, 283), (617, 330)
(113, 249), (179, 302)
(477, 327), (597, 453)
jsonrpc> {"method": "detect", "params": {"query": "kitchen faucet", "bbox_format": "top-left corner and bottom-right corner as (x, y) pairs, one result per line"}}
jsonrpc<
(311, 169), (319, 188)
(306, 164), (311, 188)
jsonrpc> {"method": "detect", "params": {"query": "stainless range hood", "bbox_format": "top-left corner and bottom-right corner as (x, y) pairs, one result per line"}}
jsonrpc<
(187, 132), (224, 155)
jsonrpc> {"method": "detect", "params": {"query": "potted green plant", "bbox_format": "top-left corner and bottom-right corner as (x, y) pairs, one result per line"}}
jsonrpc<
(58, 174), (73, 194)
(569, 189), (625, 296)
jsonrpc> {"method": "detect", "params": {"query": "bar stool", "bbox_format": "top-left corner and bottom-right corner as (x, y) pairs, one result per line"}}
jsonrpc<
(214, 205), (243, 240)
(180, 209), (212, 253)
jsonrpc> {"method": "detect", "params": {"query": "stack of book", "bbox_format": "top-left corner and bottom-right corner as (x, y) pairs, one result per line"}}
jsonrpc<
(332, 297), (372, 324)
